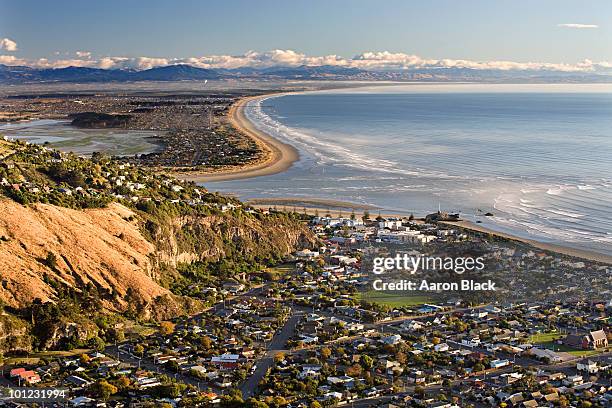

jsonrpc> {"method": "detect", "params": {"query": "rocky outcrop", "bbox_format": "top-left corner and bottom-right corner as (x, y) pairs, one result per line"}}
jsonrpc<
(147, 212), (317, 267)
(0, 198), (315, 308)
(0, 198), (316, 351)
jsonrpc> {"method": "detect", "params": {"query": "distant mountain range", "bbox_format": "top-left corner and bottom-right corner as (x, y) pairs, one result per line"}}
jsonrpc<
(1, 63), (611, 84)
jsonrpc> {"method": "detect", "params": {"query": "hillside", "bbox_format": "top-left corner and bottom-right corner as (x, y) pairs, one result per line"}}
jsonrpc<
(0, 200), (162, 309)
(0, 139), (317, 351)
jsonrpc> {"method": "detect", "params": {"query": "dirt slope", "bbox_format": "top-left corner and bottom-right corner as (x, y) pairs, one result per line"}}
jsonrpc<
(0, 199), (168, 308)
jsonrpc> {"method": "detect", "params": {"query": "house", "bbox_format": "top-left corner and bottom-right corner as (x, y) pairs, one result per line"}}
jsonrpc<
(490, 359), (510, 369)
(577, 360), (599, 374)
(434, 343), (450, 352)
(222, 281), (245, 294)
(529, 347), (562, 363)
(19, 370), (41, 384)
(564, 330), (608, 349)
(9, 367), (26, 378)
(380, 334), (402, 345)
(70, 396), (96, 406)
(295, 249), (320, 260)
(587, 329), (608, 349)
(210, 354), (240, 369)
(563, 375), (583, 387)
(66, 375), (91, 388)
(400, 320), (424, 331)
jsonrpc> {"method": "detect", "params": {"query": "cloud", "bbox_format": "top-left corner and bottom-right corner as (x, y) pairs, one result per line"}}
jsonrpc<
(0, 55), (25, 65)
(0, 49), (610, 74)
(558, 23), (598, 29)
(0, 38), (18, 52)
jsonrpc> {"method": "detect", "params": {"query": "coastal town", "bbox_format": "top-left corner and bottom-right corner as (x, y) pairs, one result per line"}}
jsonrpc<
(0, 87), (609, 407)
(0, 89), (273, 174)
(0, 146), (609, 408)
(2, 1), (612, 407)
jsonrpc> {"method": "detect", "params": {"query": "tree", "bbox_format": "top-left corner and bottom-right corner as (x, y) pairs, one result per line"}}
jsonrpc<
(346, 363), (363, 377)
(133, 344), (144, 357)
(88, 336), (105, 351)
(273, 352), (285, 364)
(200, 335), (213, 349)
(116, 376), (131, 390)
(107, 327), (125, 343)
(395, 351), (407, 365)
(362, 210), (370, 221)
(166, 360), (180, 372)
(320, 347), (332, 360)
(90, 380), (118, 401)
(246, 399), (269, 408)
(159, 321), (176, 336)
(360, 354), (374, 369)
(79, 353), (90, 365)
(154, 382), (185, 398)
(44, 252), (58, 270)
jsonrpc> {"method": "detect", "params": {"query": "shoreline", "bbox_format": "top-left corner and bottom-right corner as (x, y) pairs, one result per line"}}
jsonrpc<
(184, 91), (612, 265)
(180, 93), (300, 182)
(248, 197), (612, 265)
(441, 220), (612, 265)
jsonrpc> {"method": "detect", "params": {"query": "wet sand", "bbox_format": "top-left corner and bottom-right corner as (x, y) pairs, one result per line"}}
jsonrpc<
(181, 94), (299, 182)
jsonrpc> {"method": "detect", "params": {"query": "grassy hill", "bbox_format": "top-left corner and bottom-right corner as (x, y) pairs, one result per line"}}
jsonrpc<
(0, 139), (317, 351)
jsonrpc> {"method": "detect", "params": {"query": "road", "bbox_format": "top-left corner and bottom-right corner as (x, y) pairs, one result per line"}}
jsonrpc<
(240, 311), (303, 398)
(104, 286), (270, 394)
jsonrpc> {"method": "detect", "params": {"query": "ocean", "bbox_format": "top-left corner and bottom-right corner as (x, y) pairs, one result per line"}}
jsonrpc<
(204, 84), (612, 255)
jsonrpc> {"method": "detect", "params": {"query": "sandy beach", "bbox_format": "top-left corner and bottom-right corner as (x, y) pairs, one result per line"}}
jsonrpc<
(184, 93), (612, 266)
(181, 94), (299, 182)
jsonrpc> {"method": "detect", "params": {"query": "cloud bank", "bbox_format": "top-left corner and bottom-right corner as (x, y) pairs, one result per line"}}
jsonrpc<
(0, 49), (610, 74)
(0, 38), (18, 52)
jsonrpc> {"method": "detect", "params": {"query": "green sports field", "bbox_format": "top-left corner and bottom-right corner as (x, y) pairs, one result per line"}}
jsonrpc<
(356, 290), (432, 307)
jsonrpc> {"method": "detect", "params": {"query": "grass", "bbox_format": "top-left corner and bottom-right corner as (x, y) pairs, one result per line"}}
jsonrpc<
(4, 348), (91, 365)
(356, 290), (432, 308)
(531, 332), (603, 357)
(538, 342), (601, 357)
(124, 322), (158, 338)
(269, 263), (294, 274)
(529, 332), (561, 344)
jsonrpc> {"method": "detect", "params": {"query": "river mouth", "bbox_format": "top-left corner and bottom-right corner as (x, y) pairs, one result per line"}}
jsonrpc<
(0, 119), (164, 157)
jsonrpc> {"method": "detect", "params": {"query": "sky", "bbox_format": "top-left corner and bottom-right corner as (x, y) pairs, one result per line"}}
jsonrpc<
(1, 0), (611, 71)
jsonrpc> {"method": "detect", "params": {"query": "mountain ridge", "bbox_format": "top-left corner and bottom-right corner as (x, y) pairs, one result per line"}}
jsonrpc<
(2, 63), (611, 83)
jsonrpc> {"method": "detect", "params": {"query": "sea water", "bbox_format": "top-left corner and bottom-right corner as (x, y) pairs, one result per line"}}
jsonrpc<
(205, 84), (612, 255)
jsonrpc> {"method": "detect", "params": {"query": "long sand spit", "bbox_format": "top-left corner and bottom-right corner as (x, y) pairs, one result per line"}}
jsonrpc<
(182, 94), (299, 182)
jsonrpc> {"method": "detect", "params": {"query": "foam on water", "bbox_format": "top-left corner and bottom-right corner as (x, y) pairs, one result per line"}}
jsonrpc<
(206, 87), (612, 255)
